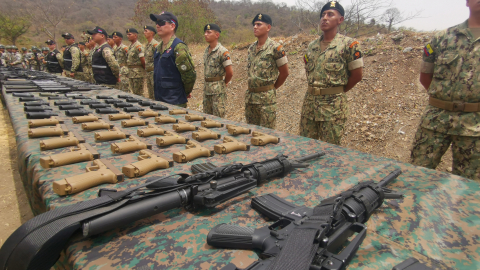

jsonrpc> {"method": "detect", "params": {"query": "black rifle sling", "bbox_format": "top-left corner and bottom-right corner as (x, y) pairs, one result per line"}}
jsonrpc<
(0, 174), (178, 270)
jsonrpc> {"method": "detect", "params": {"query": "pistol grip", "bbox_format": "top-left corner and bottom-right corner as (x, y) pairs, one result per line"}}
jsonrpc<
(185, 114), (205, 121)
(122, 119), (147, 127)
(72, 115), (99, 123)
(155, 116), (178, 124)
(122, 157), (172, 178)
(251, 136), (280, 146)
(137, 127), (165, 137)
(95, 130), (127, 141)
(28, 117), (60, 128)
(111, 141), (147, 153)
(81, 121), (111, 131)
(40, 137), (79, 151)
(28, 127), (63, 138)
(53, 169), (119, 196)
(169, 109), (188, 115)
(173, 123), (196, 132)
(214, 142), (250, 154)
(173, 147), (213, 163)
(138, 110), (159, 118)
(228, 126), (251, 135)
(207, 224), (256, 249)
(192, 131), (221, 141)
(156, 136), (187, 147)
(201, 120), (223, 128)
(109, 113), (132, 121)
(40, 150), (94, 168)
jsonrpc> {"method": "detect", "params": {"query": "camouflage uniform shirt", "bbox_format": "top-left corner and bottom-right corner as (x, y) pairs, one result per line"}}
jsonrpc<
(114, 44), (128, 67)
(144, 38), (159, 72)
(65, 45), (82, 72)
(420, 20), (480, 137)
(302, 34), (363, 121)
(156, 35), (197, 95)
(246, 37), (287, 104)
(127, 40), (145, 78)
(80, 49), (89, 72)
(94, 42), (120, 78)
(10, 52), (23, 67)
(203, 42), (232, 95)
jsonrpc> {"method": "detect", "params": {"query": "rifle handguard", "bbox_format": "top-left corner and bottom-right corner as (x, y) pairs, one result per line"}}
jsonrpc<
(108, 112), (132, 121)
(111, 136), (152, 154)
(28, 124), (68, 138)
(94, 128), (127, 141)
(155, 115), (178, 124)
(185, 114), (206, 122)
(169, 109), (188, 115)
(53, 159), (123, 196)
(251, 131), (280, 146)
(81, 121), (113, 131)
(201, 119), (224, 128)
(137, 124), (165, 137)
(122, 150), (173, 178)
(72, 114), (99, 123)
(121, 118), (148, 127)
(214, 136), (250, 154)
(138, 110), (159, 118)
(39, 144), (99, 168)
(172, 141), (214, 163)
(172, 121), (196, 132)
(227, 125), (251, 135)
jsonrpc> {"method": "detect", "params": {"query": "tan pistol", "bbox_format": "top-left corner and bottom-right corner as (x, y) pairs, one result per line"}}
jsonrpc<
(94, 127), (129, 141)
(40, 131), (85, 151)
(28, 124), (69, 138)
(108, 112), (133, 121)
(39, 143), (99, 168)
(201, 119), (224, 128)
(185, 114), (206, 122)
(122, 150), (174, 178)
(169, 109), (188, 115)
(192, 127), (221, 141)
(251, 131), (280, 146)
(155, 115), (178, 124)
(53, 159), (123, 196)
(172, 140), (214, 163)
(138, 110), (159, 118)
(214, 136), (251, 154)
(28, 116), (64, 128)
(121, 117), (148, 127)
(156, 131), (189, 147)
(72, 114), (99, 124)
(227, 124), (251, 136)
(173, 121), (196, 132)
(81, 120), (113, 131)
(137, 124), (166, 137)
(111, 135), (152, 154)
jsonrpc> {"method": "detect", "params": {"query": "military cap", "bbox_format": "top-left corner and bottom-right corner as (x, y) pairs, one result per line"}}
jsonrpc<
(12, 46), (18, 50)
(42, 47), (49, 51)
(112, 31), (123, 38)
(21, 47), (27, 51)
(107, 34), (113, 39)
(45, 39), (56, 45)
(87, 26), (108, 36)
(79, 42), (85, 45)
(0, 45), (5, 49)
(126, 28), (138, 34)
(204, 23), (221, 33)
(144, 25), (157, 34)
(150, 12), (178, 28)
(320, 1), (345, 17)
(252, 13), (273, 26)
(61, 32), (74, 39)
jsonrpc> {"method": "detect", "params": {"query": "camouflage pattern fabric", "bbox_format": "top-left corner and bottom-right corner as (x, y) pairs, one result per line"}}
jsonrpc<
(1, 51), (8, 66)
(80, 50), (89, 82)
(98, 42), (120, 79)
(29, 52), (41, 70)
(89, 45), (98, 83)
(145, 39), (159, 99)
(114, 43), (130, 92)
(1, 86), (480, 269)
(156, 35), (197, 95)
(127, 40), (145, 96)
(82, 49), (93, 83)
(66, 45), (82, 72)
(245, 37), (287, 128)
(10, 52), (23, 68)
(203, 43), (231, 118)
(412, 20), (480, 179)
(299, 34), (363, 144)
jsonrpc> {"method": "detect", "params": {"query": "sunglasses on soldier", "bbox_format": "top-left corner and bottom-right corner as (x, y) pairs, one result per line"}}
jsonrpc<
(156, 20), (168, 26)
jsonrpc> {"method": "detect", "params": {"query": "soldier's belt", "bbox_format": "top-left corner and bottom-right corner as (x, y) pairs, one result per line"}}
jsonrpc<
(429, 97), (480, 112)
(127, 65), (143, 69)
(307, 86), (344, 96)
(119, 64), (126, 67)
(145, 67), (154, 72)
(248, 84), (275, 93)
(205, 76), (223, 82)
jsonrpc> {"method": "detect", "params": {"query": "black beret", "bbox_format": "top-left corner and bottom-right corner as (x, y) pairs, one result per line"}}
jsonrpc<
(45, 39), (56, 45)
(61, 32), (74, 39)
(252, 13), (272, 26)
(107, 34), (113, 39)
(126, 28), (138, 34)
(87, 26), (108, 36)
(204, 23), (221, 33)
(320, 1), (345, 17)
(112, 31), (123, 38)
(144, 25), (157, 34)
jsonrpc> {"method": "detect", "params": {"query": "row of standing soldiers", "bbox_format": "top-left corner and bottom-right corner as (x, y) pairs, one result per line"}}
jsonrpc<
(0, 45), (51, 70)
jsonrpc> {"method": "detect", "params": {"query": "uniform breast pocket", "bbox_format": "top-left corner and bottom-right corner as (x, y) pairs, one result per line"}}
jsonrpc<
(433, 53), (458, 80)
(324, 62), (345, 84)
(256, 57), (273, 78)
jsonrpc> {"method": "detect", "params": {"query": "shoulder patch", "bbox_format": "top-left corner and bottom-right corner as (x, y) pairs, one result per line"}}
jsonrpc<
(349, 41), (359, 48)
(276, 45), (283, 51)
(354, 51), (362, 60)
(124, 47), (128, 53)
(424, 44), (434, 56)
(304, 54), (308, 64)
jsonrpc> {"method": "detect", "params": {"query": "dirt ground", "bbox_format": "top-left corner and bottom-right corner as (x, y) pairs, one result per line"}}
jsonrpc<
(0, 30), (454, 245)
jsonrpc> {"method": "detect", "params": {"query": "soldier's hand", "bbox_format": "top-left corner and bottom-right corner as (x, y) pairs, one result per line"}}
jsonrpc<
(187, 94), (192, 99)
(70, 72), (75, 78)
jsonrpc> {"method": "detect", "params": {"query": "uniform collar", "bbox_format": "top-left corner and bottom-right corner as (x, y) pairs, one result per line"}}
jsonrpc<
(98, 41), (108, 47)
(159, 35), (177, 53)
(455, 20), (474, 40)
(147, 38), (158, 46)
(319, 33), (343, 49)
(205, 42), (222, 55)
(254, 37), (272, 53)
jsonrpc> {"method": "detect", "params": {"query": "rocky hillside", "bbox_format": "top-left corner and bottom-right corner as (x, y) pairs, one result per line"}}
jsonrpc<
(185, 31), (453, 173)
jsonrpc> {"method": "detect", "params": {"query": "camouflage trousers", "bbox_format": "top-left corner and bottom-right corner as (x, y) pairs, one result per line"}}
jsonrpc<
(245, 103), (276, 129)
(129, 77), (144, 96)
(146, 71), (154, 99)
(411, 127), (480, 181)
(117, 67), (130, 92)
(299, 116), (346, 145)
(204, 93), (226, 118)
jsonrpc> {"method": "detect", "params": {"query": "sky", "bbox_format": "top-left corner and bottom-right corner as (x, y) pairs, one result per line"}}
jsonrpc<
(270, 0), (470, 31)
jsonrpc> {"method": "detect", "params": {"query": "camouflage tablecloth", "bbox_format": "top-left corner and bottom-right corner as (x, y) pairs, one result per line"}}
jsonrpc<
(1, 85), (479, 270)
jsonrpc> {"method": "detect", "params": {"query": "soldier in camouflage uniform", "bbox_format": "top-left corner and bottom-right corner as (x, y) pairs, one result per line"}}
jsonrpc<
(143, 25), (159, 99)
(246, 13), (289, 129)
(78, 42), (89, 82)
(3, 46), (11, 66)
(0, 45), (5, 67)
(9, 46), (23, 68)
(88, 26), (120, 87)
(300, 1), (363, 145)
(62, 33), (84, 81)
(44, 39), (63, 76)
(150, 12), (196, 107)
(411, 1), (480, 180)
(112, 31), (129, 91)
(20, 47), (28, 69)
(126, 28), (146, 96)
(41, 47), (49, 71)
(86, 37), (97, 83)
(203, 23), (233, 118)
(29, 47), (42, 70)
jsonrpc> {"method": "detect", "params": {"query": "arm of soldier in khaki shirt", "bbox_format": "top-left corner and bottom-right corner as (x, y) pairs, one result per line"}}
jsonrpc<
(175, 43), (196, 95)
(344, 41), (364, 92)
(103, 47), (120, 78)
(70, 46), (81, 73)
(221, 50), (233, 85)
(273, 45), (289, 89)
(57, 52), (64, 68)
(419, 39), (436, 90)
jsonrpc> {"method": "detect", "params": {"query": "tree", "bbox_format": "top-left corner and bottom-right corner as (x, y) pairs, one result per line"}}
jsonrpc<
(382, 7), (422, 32)
(0, 14), (31, 45)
